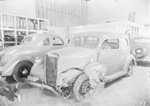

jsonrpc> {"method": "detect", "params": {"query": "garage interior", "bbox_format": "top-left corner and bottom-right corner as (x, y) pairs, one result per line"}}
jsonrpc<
(0, 0), (150, 106)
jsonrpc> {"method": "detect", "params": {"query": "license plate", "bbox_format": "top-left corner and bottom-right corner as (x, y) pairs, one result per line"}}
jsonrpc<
(27, 76), (39, 82)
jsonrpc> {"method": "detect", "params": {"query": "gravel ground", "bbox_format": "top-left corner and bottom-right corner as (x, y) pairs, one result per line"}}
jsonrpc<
(7, 65), (150, 106)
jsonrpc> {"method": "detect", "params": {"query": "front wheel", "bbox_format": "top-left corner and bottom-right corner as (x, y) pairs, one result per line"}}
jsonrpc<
(13, 61), (33, 82)
(73, 74), (104, 101)
(0, 95), (8, 106)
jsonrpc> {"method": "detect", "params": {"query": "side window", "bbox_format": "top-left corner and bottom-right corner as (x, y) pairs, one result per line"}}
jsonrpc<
(120, 38), (128, 50)
(43, 38), (50, 46)
(52, 38), (64, 46)
(101, 38), (119, 49)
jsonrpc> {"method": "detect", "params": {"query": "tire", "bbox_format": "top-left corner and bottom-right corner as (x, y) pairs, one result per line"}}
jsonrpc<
(13, 61), (33, 82)
(0, 96), (8, 106)
(73, 73), (104, 101)
(126, 61), (134, 77)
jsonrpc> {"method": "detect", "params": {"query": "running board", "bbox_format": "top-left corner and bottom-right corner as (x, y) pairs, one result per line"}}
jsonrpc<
(105, 71), (127, 83)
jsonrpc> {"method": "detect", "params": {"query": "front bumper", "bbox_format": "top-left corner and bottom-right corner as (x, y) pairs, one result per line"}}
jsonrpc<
(26, 76), (60, 97)
(136, 57), (150, 63)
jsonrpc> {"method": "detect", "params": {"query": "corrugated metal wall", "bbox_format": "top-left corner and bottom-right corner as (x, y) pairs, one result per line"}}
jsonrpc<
(35, 0), (87, 27)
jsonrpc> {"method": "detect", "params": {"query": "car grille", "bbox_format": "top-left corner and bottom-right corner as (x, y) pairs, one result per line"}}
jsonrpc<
(45, 53), (58, 87)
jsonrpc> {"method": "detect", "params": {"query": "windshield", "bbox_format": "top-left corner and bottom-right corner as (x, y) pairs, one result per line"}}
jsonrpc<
(133, 39), (150, 43)
(69, 36), (99, 48)
(21, 37), (33, 44)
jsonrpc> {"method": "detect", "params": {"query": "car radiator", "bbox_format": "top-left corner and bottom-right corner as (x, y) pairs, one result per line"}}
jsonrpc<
(45, 53), (58, 87)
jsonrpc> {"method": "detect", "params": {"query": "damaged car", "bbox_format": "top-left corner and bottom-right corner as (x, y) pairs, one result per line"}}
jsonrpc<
(0, 33), (65, 82)
(27, 32), (136, 100)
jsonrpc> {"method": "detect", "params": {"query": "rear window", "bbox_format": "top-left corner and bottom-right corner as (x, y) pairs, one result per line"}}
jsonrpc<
(21, 37), (32, 44)
(52, 38), (64, 46)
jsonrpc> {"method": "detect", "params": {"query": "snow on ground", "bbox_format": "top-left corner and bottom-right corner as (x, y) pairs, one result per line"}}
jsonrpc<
(8, 65), (150, 106)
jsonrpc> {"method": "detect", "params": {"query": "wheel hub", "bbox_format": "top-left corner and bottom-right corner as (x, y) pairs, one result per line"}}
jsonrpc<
(22, 69), (28, 75)
(80, 80), (91, 95)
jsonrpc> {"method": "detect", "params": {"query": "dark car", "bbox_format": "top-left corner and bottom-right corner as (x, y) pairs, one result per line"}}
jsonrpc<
(0, 79), (21, 106)
(131, 36), (150, 64)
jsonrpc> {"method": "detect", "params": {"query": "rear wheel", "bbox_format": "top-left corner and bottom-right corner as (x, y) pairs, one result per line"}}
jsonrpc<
(0, 95), (8, 106)
(73, 74), (104, 101)
(13, 61), (33, 82)
(126, 61), (134, 77)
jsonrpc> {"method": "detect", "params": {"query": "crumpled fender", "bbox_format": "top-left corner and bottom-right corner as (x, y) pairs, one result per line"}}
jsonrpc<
(2, 56), (34, 76)
(56, 68), (83, 87)
(84, 62), (108, 88)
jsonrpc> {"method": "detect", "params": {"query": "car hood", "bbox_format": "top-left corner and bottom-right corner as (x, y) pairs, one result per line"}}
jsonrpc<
(2, 45), (39, 56)
(47, 47), (97, 73)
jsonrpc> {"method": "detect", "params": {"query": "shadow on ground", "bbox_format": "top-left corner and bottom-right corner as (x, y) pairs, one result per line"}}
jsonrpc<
(137, 61), (150, 67)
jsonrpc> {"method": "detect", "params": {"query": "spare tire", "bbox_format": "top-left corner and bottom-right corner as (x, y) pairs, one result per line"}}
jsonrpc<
(133, 47), (147, 59)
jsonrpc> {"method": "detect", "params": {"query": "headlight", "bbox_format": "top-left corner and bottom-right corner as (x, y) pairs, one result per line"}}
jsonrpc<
(0, 50), (5, 56)
(35, 57), (44, 64)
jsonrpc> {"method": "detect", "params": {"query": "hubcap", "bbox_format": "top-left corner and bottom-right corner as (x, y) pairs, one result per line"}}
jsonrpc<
(19, 66), (30, 78)
(79, 80), (91, 96)
(22, 69), (28, 75)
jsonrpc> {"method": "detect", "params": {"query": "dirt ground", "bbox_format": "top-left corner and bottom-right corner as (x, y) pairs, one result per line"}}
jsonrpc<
(7, 65), (150, 106)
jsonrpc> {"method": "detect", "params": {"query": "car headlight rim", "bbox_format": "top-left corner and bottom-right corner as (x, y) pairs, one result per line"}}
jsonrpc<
(35, 57), (44, 64)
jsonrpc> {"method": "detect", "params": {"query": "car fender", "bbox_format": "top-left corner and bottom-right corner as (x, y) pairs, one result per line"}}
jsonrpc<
(2, 56), (35, 76)
(84, 62), (108, 88)
(123, 54), (136, 72)
(57, 68), (83, 87)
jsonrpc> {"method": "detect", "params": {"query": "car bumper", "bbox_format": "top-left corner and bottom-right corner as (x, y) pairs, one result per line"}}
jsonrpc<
(25, 77), (60, 96)
(136, 57), (150, 63)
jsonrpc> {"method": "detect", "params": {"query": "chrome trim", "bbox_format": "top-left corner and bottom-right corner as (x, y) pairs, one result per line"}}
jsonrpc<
(0, 66), (2, 75)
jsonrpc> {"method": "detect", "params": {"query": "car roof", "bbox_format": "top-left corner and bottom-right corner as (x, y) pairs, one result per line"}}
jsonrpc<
(74, 31), (127, 39)
(132, 36), (150, 39)
(28, 33), (62, 39)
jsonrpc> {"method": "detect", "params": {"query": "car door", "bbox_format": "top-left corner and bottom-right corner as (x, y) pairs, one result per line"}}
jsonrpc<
(98, 37), (121, 76)
(118, 38), (130, 71)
